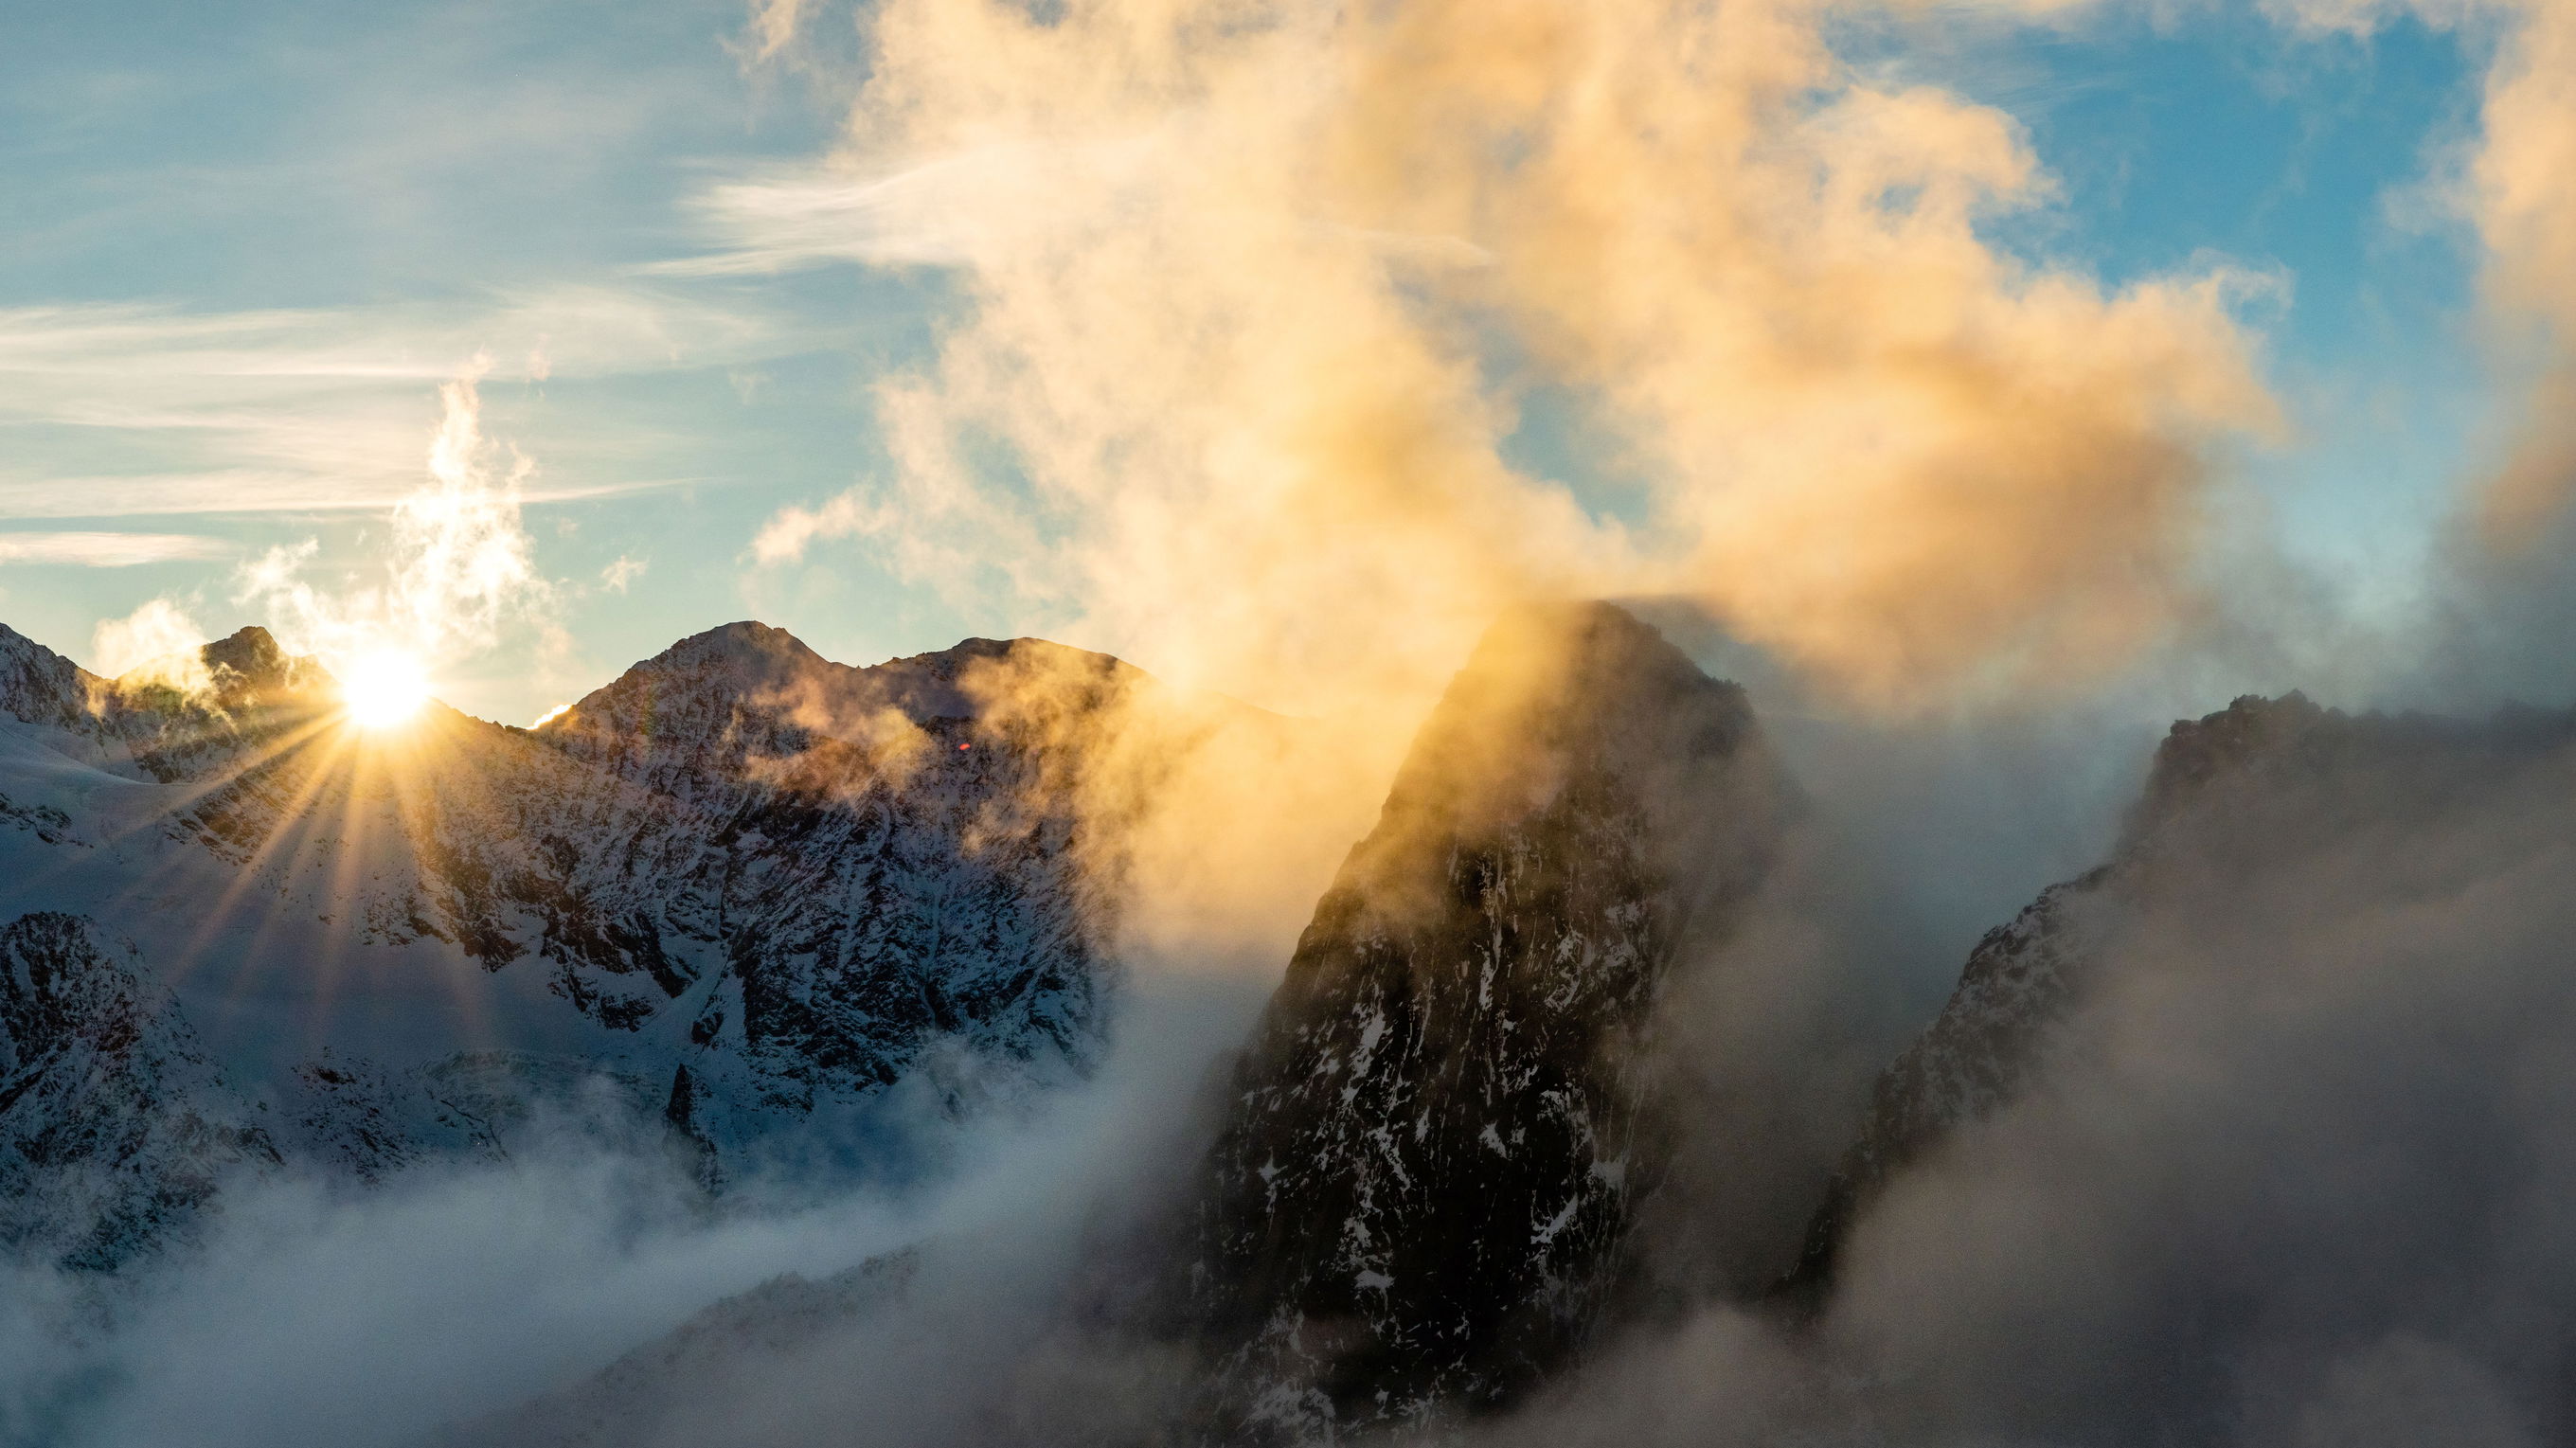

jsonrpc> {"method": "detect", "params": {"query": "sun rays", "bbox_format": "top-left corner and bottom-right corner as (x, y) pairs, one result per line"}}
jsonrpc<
(118, 675), (513, 1059)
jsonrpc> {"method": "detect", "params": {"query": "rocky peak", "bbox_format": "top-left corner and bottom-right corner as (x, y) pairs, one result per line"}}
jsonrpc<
(1787, 688), (2576, 1304)
(2124, 692), (2330, 843)
(195, 624), (311, 698)
(2120, 691), (2576, 871)
(541, 624), (1152, 772)
(1172, 601), (1794, 1439)
(647, 620), (831, 685)
(0, 622), (103, 734)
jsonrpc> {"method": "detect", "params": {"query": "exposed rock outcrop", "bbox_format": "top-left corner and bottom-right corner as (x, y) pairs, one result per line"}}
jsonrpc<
(1175, 602), (1796, 1439)
(0, 912), (277, 1272)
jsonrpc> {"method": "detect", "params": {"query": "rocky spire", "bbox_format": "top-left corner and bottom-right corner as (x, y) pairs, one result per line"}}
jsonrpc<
(1173, 602), (1795, 1439)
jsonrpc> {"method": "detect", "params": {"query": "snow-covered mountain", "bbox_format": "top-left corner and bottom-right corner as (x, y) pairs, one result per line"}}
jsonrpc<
(0, 912), (277, 1273)
(1170, 602), (1798, 1439)
(0, 617), (1232, 1267)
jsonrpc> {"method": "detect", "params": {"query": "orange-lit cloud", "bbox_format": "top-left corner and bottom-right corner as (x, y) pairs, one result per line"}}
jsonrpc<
(741, 0), (2282, 712)
(91, 596), (217, 695)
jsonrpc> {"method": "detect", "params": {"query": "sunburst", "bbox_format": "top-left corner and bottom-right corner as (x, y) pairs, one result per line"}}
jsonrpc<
(341, 647), (433, 730)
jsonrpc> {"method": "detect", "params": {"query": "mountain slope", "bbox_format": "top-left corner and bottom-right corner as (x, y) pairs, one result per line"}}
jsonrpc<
(1787, 691), (2576, 1296)
(0, 912), (276, 1272)
(434, 1250), (919, 1448)
(0, 617), (1237, 1261)
(158, 622), (1144, 1144)
(1174, 602), (1797, 1439)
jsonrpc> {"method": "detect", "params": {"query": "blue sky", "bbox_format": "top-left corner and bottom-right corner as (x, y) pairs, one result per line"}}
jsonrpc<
(0, 0), (2523, 724)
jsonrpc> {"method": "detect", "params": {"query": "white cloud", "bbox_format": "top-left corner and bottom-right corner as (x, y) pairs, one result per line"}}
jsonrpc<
(238, 370), (554, 684)
(649, 147), (1098, 276)
(0, 532), (230, 567)
(750, 490), (890, 564)
(91, 597), (213, 689)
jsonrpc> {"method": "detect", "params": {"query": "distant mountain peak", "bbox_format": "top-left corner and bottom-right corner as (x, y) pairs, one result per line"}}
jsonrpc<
(1785, 686), (2576, 1305)
(544, 624), (1154, 758)
(2127, 691), (2330, 833)
(653, 619), (831, 675)
(198, 624), (292, 687)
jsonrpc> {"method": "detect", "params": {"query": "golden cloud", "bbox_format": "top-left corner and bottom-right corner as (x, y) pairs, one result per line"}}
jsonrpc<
(748, 0), (2282, 717)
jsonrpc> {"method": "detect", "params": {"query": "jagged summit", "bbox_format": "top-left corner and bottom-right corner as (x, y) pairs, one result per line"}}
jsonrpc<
(192, 624), (313, 693)
(113, 624), (331, 716)
(1173, 600), (1796, 1439)
(0, 619), (333, 781)
(645, 619), (832, 680)
(2115, 691), (2576, 869)
(541, 622), (1147, 755)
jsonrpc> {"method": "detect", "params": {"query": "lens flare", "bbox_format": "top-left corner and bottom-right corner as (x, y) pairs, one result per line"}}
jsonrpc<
(341, 648), (432, 729)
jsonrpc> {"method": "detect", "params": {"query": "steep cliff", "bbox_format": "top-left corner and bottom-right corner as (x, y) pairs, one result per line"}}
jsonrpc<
(1177, 602), (1795, 1439)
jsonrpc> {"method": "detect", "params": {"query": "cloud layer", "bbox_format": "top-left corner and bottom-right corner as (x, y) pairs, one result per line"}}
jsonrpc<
(725, 0), (2289, 714)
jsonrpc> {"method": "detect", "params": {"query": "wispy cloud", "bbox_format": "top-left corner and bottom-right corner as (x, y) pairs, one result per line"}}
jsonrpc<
(599, 554), (648, 593)
(239, 368), (557, 688)
(645, 155), (1034, 275)
(0, 288), (816, 521)
(0, 530), (231, 567)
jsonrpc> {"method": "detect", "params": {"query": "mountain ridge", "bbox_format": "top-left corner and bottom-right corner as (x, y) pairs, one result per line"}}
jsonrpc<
(0, 615), (1228, 1267)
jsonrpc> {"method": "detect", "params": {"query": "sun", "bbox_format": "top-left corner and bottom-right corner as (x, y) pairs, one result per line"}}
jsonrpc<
(341, 648), (433, 729)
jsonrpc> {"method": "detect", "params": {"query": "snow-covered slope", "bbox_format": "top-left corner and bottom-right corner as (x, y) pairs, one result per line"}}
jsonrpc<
(0, 617), (1219, 1265)
(1172, 602), (1797, 1439)
(0, 912), (276, 1272)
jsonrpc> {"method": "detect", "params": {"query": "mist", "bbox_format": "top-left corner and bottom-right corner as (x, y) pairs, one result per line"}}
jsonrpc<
(0, 960), (1263, 1448)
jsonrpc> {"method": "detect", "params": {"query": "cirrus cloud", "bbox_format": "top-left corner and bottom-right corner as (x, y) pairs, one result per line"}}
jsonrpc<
(0, 532), (231, 568)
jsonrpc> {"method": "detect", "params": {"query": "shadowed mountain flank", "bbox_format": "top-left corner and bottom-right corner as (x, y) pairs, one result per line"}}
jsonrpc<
(1172, 602), (1798, 1439)
(1787, 692), (2576, 1301)
(0, 912), (277, 1272)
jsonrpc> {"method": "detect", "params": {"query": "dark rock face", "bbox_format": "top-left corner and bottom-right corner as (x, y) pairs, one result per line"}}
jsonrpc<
(1788, 692), (2576, 1296)
(0, 913), (276, 1272)
(1178, 603), (1794, 1439)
